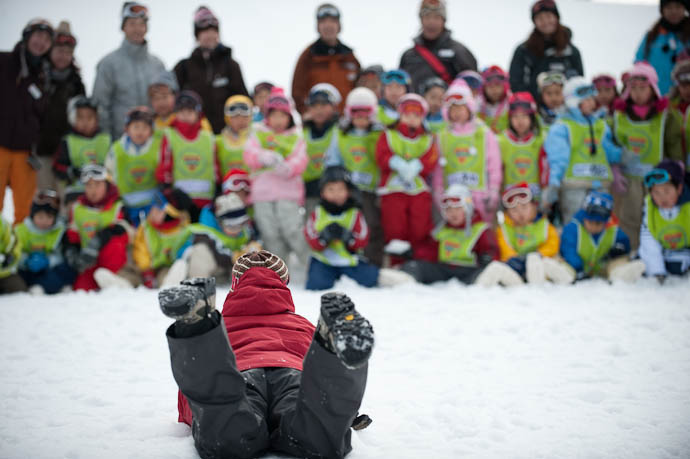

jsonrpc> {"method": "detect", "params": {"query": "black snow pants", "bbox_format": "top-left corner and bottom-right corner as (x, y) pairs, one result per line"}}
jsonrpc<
(166, 312), (368, 459)
(401, 259), (483, 285)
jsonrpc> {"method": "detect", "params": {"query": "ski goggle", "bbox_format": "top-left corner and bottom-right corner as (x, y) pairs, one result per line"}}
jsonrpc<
(195, 14), (219, 29)
(445, 93), (468, 106)
(460, 74), (483, 90)
(80, 164), (108, 183)
(484, 74), (507, 84)
(225, 102), (252, 117)
(317, 5), (340, 19)
(644, 168), (671, 188)
(538, 71), (566, 89)
(122, 3), (149, 20)
(307, 90), (336, 106)
(574, 84), (597, 99)
(628, 75), (651, 88)
(350, 106), (373, 117)
(441, 195), (472, 209)
(677, 72), (690, 83)
(222, 176), (251, 193)
(54, 34), (76, 47)
(502, 187), (533, 209)
(34, 189), (59, 208)
(509, 100), (536, 114)
(381, 70), (411, 86)
(593, 75), (616, 88)
(584, 203), (611, 220)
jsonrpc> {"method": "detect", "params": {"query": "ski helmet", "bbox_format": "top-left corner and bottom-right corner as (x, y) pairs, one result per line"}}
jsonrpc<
(67, 95), (98, 127)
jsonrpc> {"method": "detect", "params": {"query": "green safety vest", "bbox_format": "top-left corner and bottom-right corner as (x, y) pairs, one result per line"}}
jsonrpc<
(14, 219), (65, 255)
(427, 118), (446, 134)
(501, 217), (549, 255)
(66, 132), (112, 169)
(680, 105), (690, 168)
(188, 223), (250, 252)
(72, 201), (123, 248)
(254, 130), (300, 159)
(167, 128), (216, 201)
(311, 205), (359, 267)
(143, 221), (191, 269)
(338, 129), (381, 192)
(216, 132), (249, 176)
(381, 130), (433, 194)
(645, 195), (690, 250)
(498, 131), (542, 189)
(113, 133), (161, 207)
(378, 104), (399, 127)
(303, 125), (336, 182)
(613, 110), (666, 178)
(439, 126), (487, 191)
(434, 222), (488, 267)
(576, 223), (618, 276)
(0, 218), (21, 278)
(480, 110), (509, 134)
(563, 118), (613, 183)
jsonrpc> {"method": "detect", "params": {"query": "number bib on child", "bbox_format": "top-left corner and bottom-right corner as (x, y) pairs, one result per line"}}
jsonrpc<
(563, 119), (612, 184)
(167, 129), (215, 200)
(338, 130), (381, 192)
(216, 133), (249, 176)
(501, 217), (549, 255)
(67, 132), (112, 170)
(614, 110), (666, 178)
(72, 201), (123, 248)
(113, 134), (161, 207)
(144, 222), (192, 269)
(498, 131), (542, 189)
(645, 196), (690, 250)
(14, 221), (66, 254)
(434, 223), (487, 266)
(311, 206), (359, 267)
(439, 127), (487, 191)
(381, 130), (432, 194)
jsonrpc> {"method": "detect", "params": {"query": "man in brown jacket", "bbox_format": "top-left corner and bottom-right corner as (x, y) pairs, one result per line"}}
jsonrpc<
(291, 4), (360, 116)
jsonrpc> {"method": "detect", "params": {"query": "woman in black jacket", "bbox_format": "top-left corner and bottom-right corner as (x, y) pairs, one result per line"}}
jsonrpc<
(508, 0), (584, 101)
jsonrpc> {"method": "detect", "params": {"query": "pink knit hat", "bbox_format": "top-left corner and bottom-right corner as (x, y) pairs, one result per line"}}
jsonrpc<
(442, 79), (478, 121)
(621, 61), (661, 100)
(264, 87), (293, 116)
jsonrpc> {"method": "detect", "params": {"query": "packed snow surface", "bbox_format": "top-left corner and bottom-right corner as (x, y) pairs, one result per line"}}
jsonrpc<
(1, 276), (689, 458)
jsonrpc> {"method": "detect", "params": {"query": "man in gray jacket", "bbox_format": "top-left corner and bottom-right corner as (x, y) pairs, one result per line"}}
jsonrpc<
(92, 2), (165, 139)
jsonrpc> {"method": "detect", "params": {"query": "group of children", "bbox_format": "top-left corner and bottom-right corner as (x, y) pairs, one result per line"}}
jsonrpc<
(2, 57), (690, 294)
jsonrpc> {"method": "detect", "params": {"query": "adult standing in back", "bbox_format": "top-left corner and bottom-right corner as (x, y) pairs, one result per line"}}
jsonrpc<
(92, 2), (165, 140)
(291, 4), (360, 115)
(174, 6), (249, 134)
(509, 0), (584, 100)
(0, 19), (53, 224)
(399, 0), (478, 94)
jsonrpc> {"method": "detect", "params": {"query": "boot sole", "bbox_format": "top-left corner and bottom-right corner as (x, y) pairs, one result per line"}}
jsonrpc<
(158, 285), (204, 320)
(320, 292), (374, 369)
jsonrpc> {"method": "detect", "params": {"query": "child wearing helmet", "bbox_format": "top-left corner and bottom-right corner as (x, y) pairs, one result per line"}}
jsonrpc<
(612, 62), (684, 250)
(378, 69), (411, 127)
(376, 93), (439, 264)
(324, 87), (385, 265)
(479, 66), (511, 134)
(14, 190), (76, 294)
(639, 160), (690, 281)
(432, 79), (502, 224)
(217, 95), (253, 176)
(543, 76), (622, 226)
(401, 184), (499, 284)
(560, 190), (645, 282)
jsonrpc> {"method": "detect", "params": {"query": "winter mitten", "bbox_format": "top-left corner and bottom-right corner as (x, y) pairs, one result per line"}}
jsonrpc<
(475, 261), (524, 287)
(158, 277), (216, 323)
(315, 292), (374, 369)
(319, 223), (344, 246)
(26, 252), (49, 273)
(611, 165), (628, 194)
(542, 257), (576, 284)
(258, 149), (283, 168)
(340, 228), (355, 248)
(605, 242), (628, 261)
(76, 236), (102, 272)
(525, 252), (546, 284)
(142, 269), (157, 289)
(274, 160), (292, 177)
(67, 166), (81, 183)
(93, 267), (134, 289)
(405, 158), (423, 182)
(608, 260), (645, 283)
(388, 155), (407, 174)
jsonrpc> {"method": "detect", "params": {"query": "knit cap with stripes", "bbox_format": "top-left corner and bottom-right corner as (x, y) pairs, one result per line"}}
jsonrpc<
(230, 250), (289, 291)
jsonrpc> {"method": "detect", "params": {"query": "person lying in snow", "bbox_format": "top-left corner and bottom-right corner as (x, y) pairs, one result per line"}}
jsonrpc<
(159, 250), (373, 459)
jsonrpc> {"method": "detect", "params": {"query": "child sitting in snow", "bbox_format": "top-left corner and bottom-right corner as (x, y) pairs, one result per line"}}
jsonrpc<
(402, 184), (499, 284)
(639, 160), (690, 281)
(432, 79), (502, 224)
(243, 87), (309, 268)
(535, 70), (566, 130)
(106, 107), (160, 227)
(304, 166), (411, 290)
(592, 74), (619, 123)
(378, 69), (410, 127)
(15, 190), (76, 294)
(477, 183), (574, 286)
(479, 66), (511, 134)
(560, 190), (645, 282)
(420, 77), (448, 134)
(158, 251), (373, 458)
(0, 217), (26, 294)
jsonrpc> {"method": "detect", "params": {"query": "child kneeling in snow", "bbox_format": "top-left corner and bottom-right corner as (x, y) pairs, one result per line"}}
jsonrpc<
(478, 183), (575, 286)
(158, 251), (373, 458)
(639, 160), (690, 281)
(305, 166), (412, 290)
(402, 184), (499, 284)
(0, 217), (26, 294)
(560, 190), (645, 282)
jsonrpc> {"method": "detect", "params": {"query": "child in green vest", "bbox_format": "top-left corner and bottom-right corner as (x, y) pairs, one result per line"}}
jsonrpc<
(402, 184), (500, 285)
(479, 66), (510, 134)
(15, 190), (76, 294)
(639, 160), (690, 281)
(420, 77), (447, 134)
(543, 77), (622, 226)
(53, 96), (112, 202)
(670, 59), (690, 168)
(479, 183), (574, 286)
(303, 83), (342, 217)
(304, 166), (413, 290)
(612, 62), (684, 250)
(592, 74), (618, 124)
(106, 106), (160, 227)
(324, 87), (385, 265)
(378, 69), (410, 127)
(0, 217), (26, 294)
(498, 92), (546, 196)
(560, 190), (645, 282)
(217, 95), (252, 177)
(156, 90), (219, 219)
(536, 70), (566, 129)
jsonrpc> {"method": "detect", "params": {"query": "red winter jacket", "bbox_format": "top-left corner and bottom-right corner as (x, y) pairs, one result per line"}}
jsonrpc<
(376, 122), (439, 191)
(178, 267), (315, 425)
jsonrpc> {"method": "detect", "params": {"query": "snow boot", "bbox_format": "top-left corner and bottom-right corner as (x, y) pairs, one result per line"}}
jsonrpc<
(316, 292), (374, 369)
(542, 257), (576, 284)
(475, 261), (524, 287)
(608, 259), (645, 283)
(351, 413), (373, 431)
(161, 258), (189, 287)
(94, 268), (134, 289)
(525, 253), (546, 284)
(377, 268), (416, 287)
(158, 277), (216, 323)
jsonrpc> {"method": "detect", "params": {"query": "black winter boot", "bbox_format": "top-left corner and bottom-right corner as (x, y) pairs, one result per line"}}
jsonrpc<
(158, 277), (216, 323)
(315, 292), (374, 369)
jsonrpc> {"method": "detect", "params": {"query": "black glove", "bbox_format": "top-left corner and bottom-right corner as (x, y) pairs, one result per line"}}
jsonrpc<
(0, 252), (14, 268)
(76, 235), (102, 272)
(341, 228), (355, 251)
(96, 224), (126, 247)
(605, 243), (628, 261)
(318, 222), (344, 246)
(656, 274), (667, 285)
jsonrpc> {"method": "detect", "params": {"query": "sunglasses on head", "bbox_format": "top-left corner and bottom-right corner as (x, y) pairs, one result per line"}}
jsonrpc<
(628, 76), (650, 87)
(80, 165), (108, 183)
(317, 5), (339, 19)
(502, 188), (533, 209)
(644, 168), (671, 188)
(123, 3), (148, 19)
(225, 103), (251, 117)
(441, 195), (472, 209)
(574, 84), (597, 99)
(222, 177), (251, 193)
(35, 189), (59, 206)
(381, 70), (410, 86)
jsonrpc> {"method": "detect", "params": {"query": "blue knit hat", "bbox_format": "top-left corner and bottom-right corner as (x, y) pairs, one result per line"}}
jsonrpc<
(582, 190), (613, 222)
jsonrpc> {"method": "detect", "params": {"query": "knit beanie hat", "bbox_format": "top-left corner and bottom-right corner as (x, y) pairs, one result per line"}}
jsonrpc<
(194, 6), (219, 37)
(443, 79), (477, 119)
(316, 3), (340, 20)
(621, 61), (661, 101)
(581, 190), (614, 223)
(419, 0), (447, 20)
(231, 250), (289, 291)
(649, 159), (685, 187)
(22, 18), (54, 43)
(563, 76), (597, 109)
(214, 193), (249, 225)
(54, 21), (76, 48)
(264, 87), (293, 115)
(531, 0), (559, 22)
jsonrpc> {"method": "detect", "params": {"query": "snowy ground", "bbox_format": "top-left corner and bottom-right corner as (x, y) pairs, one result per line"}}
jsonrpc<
(1, 276), (690, 459)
